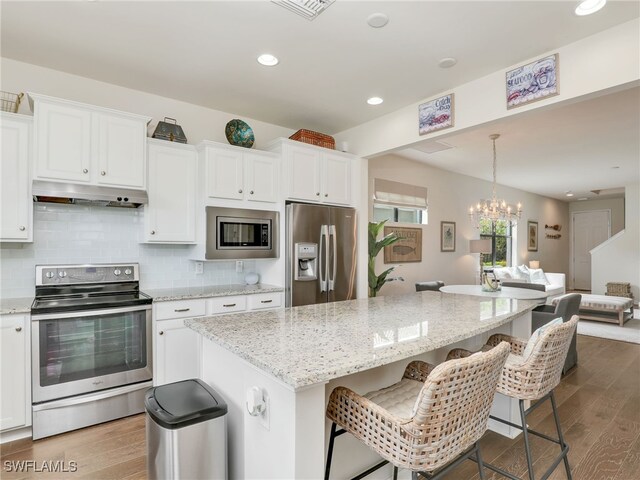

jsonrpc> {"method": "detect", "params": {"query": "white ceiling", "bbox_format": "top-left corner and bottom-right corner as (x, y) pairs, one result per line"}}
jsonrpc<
(1, 1), (638, 201)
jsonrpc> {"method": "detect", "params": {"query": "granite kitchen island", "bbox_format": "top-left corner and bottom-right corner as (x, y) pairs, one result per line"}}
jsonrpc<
(186, 291), (539, 479)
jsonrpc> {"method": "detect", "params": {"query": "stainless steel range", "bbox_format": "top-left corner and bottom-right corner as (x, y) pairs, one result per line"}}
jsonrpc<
(30, 263), (153, 440)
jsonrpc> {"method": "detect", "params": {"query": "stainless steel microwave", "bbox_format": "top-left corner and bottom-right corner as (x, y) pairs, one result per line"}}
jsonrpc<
(206, 207), (279, 259)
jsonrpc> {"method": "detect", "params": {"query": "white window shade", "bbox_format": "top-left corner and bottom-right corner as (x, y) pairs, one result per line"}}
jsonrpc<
(374, 179), (428, 209)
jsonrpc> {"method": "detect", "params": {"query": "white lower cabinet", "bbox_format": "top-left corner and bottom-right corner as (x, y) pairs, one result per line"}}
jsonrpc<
(153, 299), (205, 386)
(0, 314), (31, 432)
(153, 292), (283, 386)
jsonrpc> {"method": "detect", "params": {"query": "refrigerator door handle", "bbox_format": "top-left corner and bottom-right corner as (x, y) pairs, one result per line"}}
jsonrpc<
(319, 225), (329, 292)
(328, 224), (337, 291)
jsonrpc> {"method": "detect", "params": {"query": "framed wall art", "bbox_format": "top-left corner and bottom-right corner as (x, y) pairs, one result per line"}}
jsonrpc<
(440, 221), (456, 252)
(384, 226), (422, 263)
(527, 221), (538, 252)
(419, 93), (454, 135)
(506, 54), (559, 109)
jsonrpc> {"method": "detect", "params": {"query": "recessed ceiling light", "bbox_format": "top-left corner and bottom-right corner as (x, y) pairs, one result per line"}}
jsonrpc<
(257, 54), (279, 66)
(438, 57), (458, 69)
(367, 97), (383, 105)
(367, 13), (389, 28)
(575, 0), (607, 16)
(565, 191), (574, 197)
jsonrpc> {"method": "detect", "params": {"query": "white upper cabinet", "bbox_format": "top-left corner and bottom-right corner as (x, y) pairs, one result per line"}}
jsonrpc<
(145, 140), (197, 243)
(1, 113), (32, 242)
(30, 93), (150, 189)
(274, 139), (353, 205)
(202, 142), (279, 203)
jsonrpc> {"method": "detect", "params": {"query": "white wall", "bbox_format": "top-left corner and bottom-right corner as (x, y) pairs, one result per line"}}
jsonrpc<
(335, 19), (640, 158)
(1, 57), (295, 149)
(591, 183), (640, 300)
(369, 155), (570, 297)
(569, 197), (625, 235)
(0, 203), (259, 298)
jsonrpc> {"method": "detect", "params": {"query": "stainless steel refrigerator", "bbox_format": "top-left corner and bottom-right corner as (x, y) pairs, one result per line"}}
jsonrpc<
(286, 202), (357, 307)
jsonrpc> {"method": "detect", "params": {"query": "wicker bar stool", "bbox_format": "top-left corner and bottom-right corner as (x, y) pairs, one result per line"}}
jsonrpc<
(324, 342), (510, 480)
(447, 315), (579, 480)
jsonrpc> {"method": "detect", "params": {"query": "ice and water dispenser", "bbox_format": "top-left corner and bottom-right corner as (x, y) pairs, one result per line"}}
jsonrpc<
(294, 243), (318, 281)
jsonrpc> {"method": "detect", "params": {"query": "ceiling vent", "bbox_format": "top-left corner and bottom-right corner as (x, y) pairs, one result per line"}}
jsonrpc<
(412, 140), (454, 154)
(272, 0), (335, 20)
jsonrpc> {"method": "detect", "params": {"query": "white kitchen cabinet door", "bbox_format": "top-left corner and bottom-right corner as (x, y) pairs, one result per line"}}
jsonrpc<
(0, 114), (32, 242)
(286, 143), (322, 202)
(34, 100), (92, 182)
(154, 319), (201, 386)
(245, 152), (278, 203)
(206, 148), (244, 200)
(145, 142), (197, 243)
(0, 314), (30, 431)
(322, 152), (351, 205)
(96, 113), (147, 189)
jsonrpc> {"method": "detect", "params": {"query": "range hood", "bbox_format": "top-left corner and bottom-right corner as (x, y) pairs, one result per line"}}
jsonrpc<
(32, 180), (148, 208)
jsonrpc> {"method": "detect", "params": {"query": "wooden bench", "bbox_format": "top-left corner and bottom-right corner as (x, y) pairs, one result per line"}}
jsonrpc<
(553, 294), (634, 327)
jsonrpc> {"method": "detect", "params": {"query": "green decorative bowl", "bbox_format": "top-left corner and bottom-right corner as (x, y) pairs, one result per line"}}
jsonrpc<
(225, 119), (255, 149)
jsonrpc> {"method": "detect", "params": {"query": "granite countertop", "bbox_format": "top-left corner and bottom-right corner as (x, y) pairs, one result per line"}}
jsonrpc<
(0, 297), (33, 315)
(145, 283), (284, 302)
(186, 292), (539, 390)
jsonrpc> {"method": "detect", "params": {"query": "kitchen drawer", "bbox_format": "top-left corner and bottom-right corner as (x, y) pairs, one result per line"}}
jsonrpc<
(154, 299), (206, 321)
(207, 296), (247, 315)
(248, 292), (282, 310)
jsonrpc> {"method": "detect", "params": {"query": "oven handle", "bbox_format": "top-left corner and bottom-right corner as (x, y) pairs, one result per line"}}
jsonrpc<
(32, 381), (153, 411)
(31, 304), (152, 321)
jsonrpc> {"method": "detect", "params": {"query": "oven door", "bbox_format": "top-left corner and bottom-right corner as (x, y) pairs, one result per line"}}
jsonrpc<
(32, 305), (152, 404)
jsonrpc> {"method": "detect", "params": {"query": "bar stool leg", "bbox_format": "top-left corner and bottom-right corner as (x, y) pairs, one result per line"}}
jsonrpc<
(325, 422), (337, 480)
(550, 391), (572, 480)
(475, 441), (487, 480)
(393, 466), (398, 480)
(519, 399), (535, 480)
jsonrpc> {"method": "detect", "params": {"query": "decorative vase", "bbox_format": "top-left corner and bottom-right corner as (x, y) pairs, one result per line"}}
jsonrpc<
(481, 272), (501, 292)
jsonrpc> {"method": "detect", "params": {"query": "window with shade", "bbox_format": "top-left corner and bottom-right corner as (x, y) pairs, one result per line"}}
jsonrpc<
(480, 219), (512, 267)
(372, 179), (428, 225)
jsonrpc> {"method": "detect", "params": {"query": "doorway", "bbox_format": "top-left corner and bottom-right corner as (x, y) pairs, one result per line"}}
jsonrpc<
(571, 210), (611, 290)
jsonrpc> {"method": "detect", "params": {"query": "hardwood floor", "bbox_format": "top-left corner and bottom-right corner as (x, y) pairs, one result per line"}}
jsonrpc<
(2, 335), (638, 480)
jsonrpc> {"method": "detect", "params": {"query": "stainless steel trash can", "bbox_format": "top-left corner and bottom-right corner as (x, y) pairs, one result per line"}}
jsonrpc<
(145, 379), (228, 479)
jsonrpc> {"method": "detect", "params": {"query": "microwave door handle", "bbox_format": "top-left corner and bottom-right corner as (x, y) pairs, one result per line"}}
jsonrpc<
(319, 225), (328, 292)
(329, 224), (337, 291)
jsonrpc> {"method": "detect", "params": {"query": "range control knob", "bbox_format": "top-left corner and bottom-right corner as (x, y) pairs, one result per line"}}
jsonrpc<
(58, 271), (67, 278)
(45, 271), (55, 279)
(114, 269), (121, 276)
(124, 268), (132, 275)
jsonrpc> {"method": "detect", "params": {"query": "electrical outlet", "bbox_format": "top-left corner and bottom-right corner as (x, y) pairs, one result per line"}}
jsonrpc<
(236, 260), (243, 273)
(195, 261), (204, 274)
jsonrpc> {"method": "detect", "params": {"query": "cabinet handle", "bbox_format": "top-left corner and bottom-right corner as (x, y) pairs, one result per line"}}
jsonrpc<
(174, 308), (190, 312)
(260, 300), (273, 304)
(250, 190), (254, 195)
(15, 326), (22, 332)
(150, 230), (156, 235)
(19, 226), (26, 231)
(316, 192), (320, 196)
(238, 189), (243, 194)
(83, 168), (89, 174)
(101, 171), (106, 176)
(159, 331), (164, 335)
(324, 193), (328, 197)
(223, 303), (237, 308)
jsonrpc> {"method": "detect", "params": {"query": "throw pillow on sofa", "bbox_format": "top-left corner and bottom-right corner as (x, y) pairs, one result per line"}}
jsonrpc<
(528, 268), (551, 285)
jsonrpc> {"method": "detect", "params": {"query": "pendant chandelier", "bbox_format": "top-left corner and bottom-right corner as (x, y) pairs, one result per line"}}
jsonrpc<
(469, 134), (522, 227)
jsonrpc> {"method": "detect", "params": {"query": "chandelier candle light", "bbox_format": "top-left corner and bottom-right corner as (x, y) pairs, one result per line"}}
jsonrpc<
(469, 134), (522, 227)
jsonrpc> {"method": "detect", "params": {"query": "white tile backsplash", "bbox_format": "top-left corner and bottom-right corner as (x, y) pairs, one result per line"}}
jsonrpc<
(0, 203), (255, 298)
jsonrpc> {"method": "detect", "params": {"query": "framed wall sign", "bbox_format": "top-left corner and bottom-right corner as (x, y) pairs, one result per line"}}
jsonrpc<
(506, 54), (559, 109)
(419, 93), (454, 135)
(528, 221), (538, 252)
(440, 221), (456, 252)
(384, 226), (422, 263)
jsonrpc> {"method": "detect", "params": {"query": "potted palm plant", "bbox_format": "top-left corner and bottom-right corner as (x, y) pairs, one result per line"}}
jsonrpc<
(368, 220), (400, 297)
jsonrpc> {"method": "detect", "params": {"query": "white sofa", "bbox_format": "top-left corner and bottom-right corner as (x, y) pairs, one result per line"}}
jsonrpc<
(492, 265), (566, 303)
